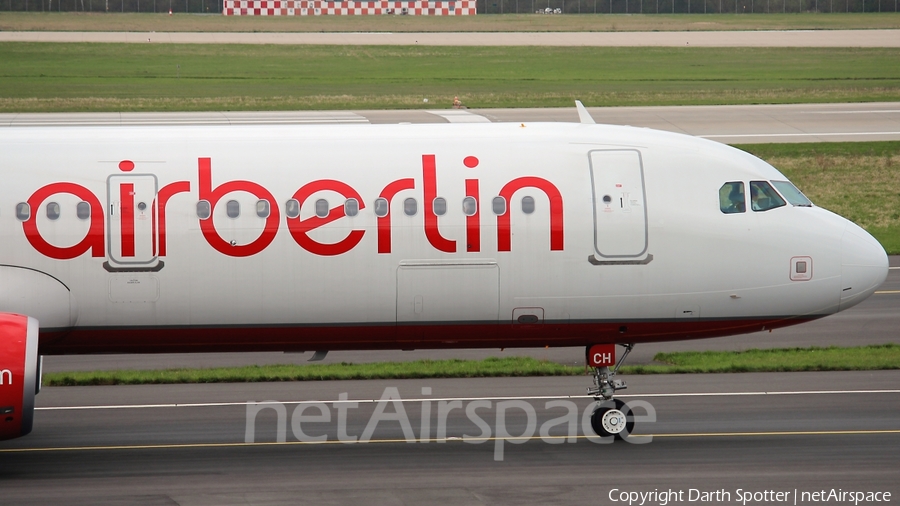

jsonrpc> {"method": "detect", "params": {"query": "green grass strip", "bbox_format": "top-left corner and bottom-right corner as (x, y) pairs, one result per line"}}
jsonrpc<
(3, 12), (900, 34)
(43, 344), (900, 386)
(2, 44), (899, 112)
(43, 357), (584, 386)
(645, 344), (900, 374)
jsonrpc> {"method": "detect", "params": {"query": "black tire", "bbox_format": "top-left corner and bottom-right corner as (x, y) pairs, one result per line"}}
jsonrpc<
(590, 399), (635, 440)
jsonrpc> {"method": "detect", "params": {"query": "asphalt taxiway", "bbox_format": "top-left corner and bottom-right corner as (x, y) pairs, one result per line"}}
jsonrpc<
(2, 29), (899, 47)
(1, 372), (897, 505)
(1, 263), (894, 504)
(4, 102), (900, 143)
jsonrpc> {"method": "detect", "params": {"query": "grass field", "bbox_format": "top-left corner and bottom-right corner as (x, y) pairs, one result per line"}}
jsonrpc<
(42, 344), (900, 386)
(644, 344), (900, 373)
(737, 141), (900, 253)
(1, 12), (899, 33)
(0, 43), (897, 250)
(1, 43), (899, 112)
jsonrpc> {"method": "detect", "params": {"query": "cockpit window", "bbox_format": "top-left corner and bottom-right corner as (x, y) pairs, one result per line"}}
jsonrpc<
(749, 181), (787, 212)
(771, 180), (813, 207)
(719, 182), (745, 214)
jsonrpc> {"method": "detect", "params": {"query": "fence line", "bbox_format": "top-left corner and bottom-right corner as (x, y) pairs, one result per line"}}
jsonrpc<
(4, 0), (898, 13)
(6, 0), (223, 12)
(480, 0), (899, 13)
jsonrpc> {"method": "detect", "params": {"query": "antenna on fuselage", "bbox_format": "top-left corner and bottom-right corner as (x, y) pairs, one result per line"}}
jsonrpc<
(575, 100), (596, 125)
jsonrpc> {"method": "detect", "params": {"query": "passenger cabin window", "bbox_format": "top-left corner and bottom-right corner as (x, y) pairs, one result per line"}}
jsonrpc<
(197, 200), (211, 220)
(433, 198), (447, 216)
(16, 203), (30, 221)
(521, 196), (535, 215)
(345, 199), (359, 217)
(374, 198), (389, 217)
(315, 199), (329, 218)
(750, 181), (787, 212)
(226, 200), (240, 219)
(285, 199), (300, 219)
(772, 180), (813, 207)
(256, 200), (270, 219)
(46, 202), (61, 221)
(492, 196), (506, 215)
(719, 182), (745, 214)
(404, 198), (417, 216)
(462, 197), (477, 216)
(77, 202), (91, 220)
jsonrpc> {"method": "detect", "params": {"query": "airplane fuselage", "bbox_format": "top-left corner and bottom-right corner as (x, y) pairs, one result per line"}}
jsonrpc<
(0, 122), (887, 355)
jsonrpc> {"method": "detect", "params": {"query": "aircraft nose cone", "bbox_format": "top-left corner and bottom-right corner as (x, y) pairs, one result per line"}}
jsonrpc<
(840, 223), (889, 311)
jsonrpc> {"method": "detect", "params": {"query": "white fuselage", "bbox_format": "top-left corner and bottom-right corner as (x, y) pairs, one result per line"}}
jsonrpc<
(0, 122), (888, 354)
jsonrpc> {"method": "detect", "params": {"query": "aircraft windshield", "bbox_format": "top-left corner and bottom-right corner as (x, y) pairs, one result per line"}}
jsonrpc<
(749, 181), (786, 212)
(719, 182), (745, 214)
(772, 180), (813, 207)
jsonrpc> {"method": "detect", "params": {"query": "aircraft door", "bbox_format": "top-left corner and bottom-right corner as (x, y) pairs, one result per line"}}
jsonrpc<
(589, 150), (649, 260)
(107, 174), (159, 268)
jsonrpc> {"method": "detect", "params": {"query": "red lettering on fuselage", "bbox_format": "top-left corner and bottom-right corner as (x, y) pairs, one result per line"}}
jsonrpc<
(288, 180), (366, 256)
(463, 156), (481, 252)
(465, 178), (480, 252)
(497, 177), (564, 251)
(377, 178), (416, 254)
(120, 183), (135, 258)
(19, 155), (566, 261)
(23, 182), (105, 259)
(422, 154), (456, 253)
(198, 157), (280, 257)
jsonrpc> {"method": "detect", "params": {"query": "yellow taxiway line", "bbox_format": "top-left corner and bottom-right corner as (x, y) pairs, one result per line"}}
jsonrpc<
(2, 430), (899, 453)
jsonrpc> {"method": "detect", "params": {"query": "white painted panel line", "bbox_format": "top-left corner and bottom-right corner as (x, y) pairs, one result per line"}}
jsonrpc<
(0, 111), (370, 127)
(36, 389), (900, 411)
(426, 110), (492, 124)
(802, 110), (900, 114)
(700, 131), (900, 139)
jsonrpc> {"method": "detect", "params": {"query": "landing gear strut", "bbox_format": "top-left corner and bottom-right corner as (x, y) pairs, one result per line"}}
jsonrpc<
(587, 344), (635, 439)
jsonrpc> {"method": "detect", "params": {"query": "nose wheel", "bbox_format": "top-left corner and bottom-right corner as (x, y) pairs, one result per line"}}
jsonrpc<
(590, 398), (635, 439)
(587, 344), (635, 439)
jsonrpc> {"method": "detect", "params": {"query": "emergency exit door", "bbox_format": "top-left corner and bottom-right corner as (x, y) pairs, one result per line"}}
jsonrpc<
(107, 174), (158, 266)
(589, 150), (648, 259)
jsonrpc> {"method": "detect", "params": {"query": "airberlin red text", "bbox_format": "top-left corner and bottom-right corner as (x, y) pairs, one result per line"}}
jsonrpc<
(22, 155), (564, 260)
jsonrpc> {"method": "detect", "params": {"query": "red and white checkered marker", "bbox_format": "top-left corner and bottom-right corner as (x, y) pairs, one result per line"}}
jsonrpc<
(223, 0), (475, 15)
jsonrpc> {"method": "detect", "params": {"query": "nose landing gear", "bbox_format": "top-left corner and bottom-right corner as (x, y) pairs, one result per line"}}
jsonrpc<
(587, 344), (635, 439)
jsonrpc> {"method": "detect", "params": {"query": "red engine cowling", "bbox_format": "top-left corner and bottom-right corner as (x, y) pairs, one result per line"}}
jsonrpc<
(0, 313), (40, 441)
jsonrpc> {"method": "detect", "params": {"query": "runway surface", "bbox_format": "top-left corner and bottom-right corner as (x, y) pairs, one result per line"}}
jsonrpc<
(2, 29), (900, 47)
(3, 102), (900, 143)
(1, 372), (898, 504)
